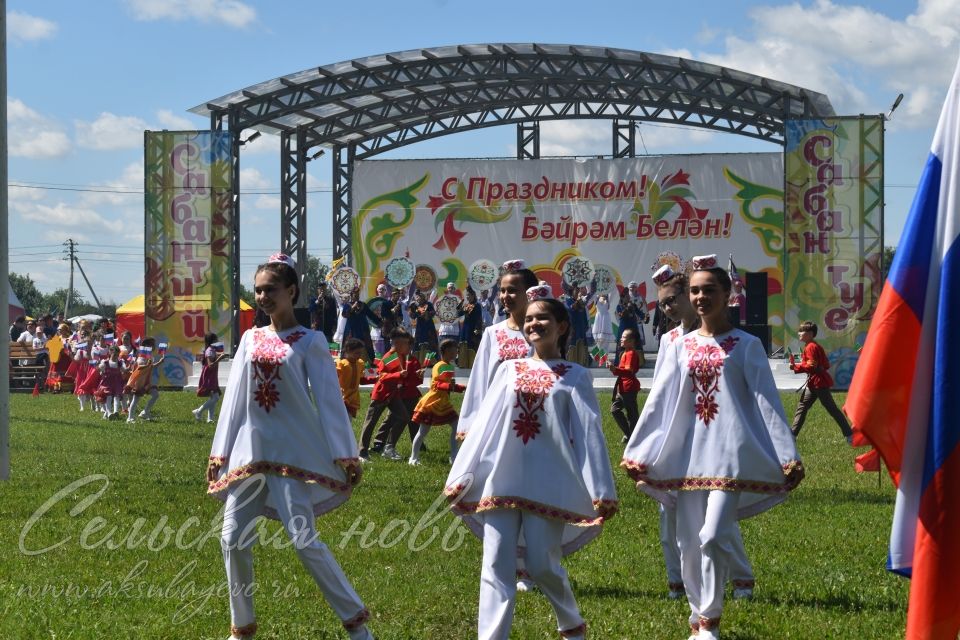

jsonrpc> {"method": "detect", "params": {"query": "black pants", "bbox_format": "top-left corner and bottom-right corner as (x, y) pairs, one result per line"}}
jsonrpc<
(791, 387), (852, 439)
(611, 389), (639, 438)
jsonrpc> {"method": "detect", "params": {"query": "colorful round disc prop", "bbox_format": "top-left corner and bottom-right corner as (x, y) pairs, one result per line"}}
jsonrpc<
(384, 257), (415, 288)
(414, 264), (437, 292)
(330, 266), (360, 297)
(468, 259), (499, 292)
(653, 251), (685, 275)
(435, 294), (461, 323)
(562, 256), (596, 287)
(592, 264), (616, 295)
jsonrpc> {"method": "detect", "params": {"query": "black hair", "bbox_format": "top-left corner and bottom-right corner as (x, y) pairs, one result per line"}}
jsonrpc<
(204, 332), (218, 347)
(256, 261), (300, 304)
(659, 272), (689, 295)
(498, 267), (538, 290)
(621, 328), (639, 345)
(343, 337), (366, 353)
(692, 266), (732, 294)
(799, 320), (819, 337)
(439, 338), (459, 355)
(390, 327), (413, 342)
(526, 298), (571, 358)
(141, 337), (156, 348)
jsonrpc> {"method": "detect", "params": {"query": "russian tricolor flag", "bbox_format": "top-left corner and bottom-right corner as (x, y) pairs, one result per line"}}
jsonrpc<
(845, 57), (960, 639)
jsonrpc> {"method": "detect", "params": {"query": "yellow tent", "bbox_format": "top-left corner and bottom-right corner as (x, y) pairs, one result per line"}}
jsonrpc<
(115, 294), (254, 338)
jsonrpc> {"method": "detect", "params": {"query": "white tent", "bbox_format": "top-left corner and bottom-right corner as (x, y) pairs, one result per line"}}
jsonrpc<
(8, 281), (25, 324)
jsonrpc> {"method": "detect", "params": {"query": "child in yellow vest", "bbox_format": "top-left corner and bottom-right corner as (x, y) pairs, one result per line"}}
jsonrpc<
(409, 339), (465, 465)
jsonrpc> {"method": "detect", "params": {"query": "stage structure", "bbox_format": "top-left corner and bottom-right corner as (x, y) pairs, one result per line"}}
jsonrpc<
(184, 43), (882, 387)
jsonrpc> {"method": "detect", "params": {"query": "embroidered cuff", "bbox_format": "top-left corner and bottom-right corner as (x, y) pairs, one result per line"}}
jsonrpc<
(208, 456), (227, 466)
(230, 621), (257, 638)
(335, 457), (361, 469)
(342, 607), (370, 630)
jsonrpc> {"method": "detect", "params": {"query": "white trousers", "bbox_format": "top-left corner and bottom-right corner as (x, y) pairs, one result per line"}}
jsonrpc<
(221, 474), (368, 635)
(479, 510), (585, 640)
(659, 502), (753, 590)
(675, 490), (740, 626)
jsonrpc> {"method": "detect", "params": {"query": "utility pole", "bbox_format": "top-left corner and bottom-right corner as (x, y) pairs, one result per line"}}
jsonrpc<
(2, 0), (10, 481)
(73, 255), (104, 315)
(64, 238), (75, 317)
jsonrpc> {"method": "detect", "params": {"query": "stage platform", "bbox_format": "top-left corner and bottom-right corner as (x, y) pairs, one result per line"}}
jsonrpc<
(185, 355), (805, 392)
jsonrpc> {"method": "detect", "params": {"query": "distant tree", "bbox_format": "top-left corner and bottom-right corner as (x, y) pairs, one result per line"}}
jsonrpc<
(300, 254), (330, 305)
(8, 272), (45, 317)
(882, 245), (896, 280)
(239, 284), (256, 309)
(43, 288), (86, 317)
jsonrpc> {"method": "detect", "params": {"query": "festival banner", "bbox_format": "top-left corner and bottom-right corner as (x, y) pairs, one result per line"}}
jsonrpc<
(144, 131), (234, 387)
(784, 117), (884, 387)
(351, 155), (789, 348)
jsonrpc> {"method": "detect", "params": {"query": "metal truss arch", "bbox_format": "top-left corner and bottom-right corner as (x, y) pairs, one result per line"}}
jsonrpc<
(191, 43), (836, 263)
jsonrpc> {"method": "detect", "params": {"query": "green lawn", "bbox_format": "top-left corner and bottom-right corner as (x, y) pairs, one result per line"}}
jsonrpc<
(0, 390), (906, 639)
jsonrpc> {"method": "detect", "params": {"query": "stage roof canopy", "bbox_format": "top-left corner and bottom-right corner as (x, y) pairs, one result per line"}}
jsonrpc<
(190, 43), (836, 156)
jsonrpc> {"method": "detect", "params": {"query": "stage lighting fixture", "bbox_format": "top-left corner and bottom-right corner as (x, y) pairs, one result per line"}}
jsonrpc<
(240, 131), (262, 145)
(885, 93), (904, 121)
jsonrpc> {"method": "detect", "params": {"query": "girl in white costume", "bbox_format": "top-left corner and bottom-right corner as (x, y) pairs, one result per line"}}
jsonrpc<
(590, 293), (615, 354)
(445, 284), (618, 640)
(622, 256), (803, 640)
(648, 265), (757, 602)
(206, 254), (374, 640)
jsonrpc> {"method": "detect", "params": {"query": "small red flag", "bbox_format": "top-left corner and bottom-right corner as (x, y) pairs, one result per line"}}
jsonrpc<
(854, 448), (881, 473)
(32, 382), (40, 397)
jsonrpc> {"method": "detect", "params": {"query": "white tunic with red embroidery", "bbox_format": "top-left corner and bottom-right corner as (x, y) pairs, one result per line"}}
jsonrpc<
(445, 358), (618, 557)
(456, 320), (532, 439)
(207, 326), (360, 520)
(621, 329), (803, 519)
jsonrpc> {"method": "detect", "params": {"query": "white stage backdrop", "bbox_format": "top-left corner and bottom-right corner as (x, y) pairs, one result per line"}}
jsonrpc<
(351, 154), (784, 344)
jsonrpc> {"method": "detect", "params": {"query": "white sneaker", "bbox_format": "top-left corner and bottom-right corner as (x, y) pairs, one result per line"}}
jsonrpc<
(516, 577), (536, 592)
(138, 411), (152, 421)
(126, 417), (136, 424)
(192, 408), (202, 421)
(408, 458), (421, 466)
(697, 628), (719, 640)
(732, 587), (753, 600)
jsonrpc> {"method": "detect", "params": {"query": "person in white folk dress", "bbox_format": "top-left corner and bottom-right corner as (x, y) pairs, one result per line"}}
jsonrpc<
(621, 255), (803, 640)
(455, 259), (539, 592)
(647, 264), (758, 603)
(445, 284), (617, 640)
(206, 253), (374, 640)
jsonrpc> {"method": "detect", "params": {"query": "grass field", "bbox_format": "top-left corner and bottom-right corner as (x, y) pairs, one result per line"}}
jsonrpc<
(0, 390), (907, 639)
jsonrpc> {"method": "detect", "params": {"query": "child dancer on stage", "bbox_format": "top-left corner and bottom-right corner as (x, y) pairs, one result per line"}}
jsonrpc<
(206, 253), (373, 640)
(608, 328), (642, 441)
(647, 265), (757, 602)
(789, 320), (853, 444)
(408, 339), (465, 466)
(336, 338), (374, 419)
(193, 333), (227, 423)
(622, 256), (803, 640)
(97, 346), (126, 419)
(445, 284), (617, 640)
(124, 338), (164, 423)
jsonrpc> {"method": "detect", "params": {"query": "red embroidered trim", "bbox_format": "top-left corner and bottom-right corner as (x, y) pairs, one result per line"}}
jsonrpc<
(250, 329), (307, 413)
(560, 622), (587, 638)
(208, 456), (227, 466)
(510, 361), (571, 444)
(732, 578), (755, 588)
(207, 460), (353, 495)
(444, 485), (606, 526)
(342, 607), (370, 630)
(230, 621), (257, 638)
(334, 457), (360, 469)
(698, 615), (720, 630)
(495, 329), (529, 362)
(668, 581), (685, 591)
(620, 459), (805, 494)
(683, 335), (739, 427)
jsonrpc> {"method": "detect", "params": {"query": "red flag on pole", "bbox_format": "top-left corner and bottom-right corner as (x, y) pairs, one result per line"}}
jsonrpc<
(854, 448), (881, 473)
(32, 383), (40, 397)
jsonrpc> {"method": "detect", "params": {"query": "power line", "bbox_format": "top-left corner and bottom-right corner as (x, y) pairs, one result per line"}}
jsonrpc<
(9, 181), (333, 195)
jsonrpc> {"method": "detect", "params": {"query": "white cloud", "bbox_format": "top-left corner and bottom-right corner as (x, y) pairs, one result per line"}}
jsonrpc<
(686, 0), (960, 128)
(8, 11), (57, 43)
(20, 202), (125, 233)
(252, 194), (280, 211)
(239, 167), (272, 190)
(538, 120), (609, 156)
(156, 109), (198, 130)
(76, 112), (149, 150)
(124, 0), (256, 28)
(8, 98), (71, 158)
(240, 131), (281, 155)
(79, 163), (145, 207)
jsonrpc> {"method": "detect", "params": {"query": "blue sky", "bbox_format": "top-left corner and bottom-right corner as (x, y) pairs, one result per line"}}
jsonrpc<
(7, 0), (959, 304)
